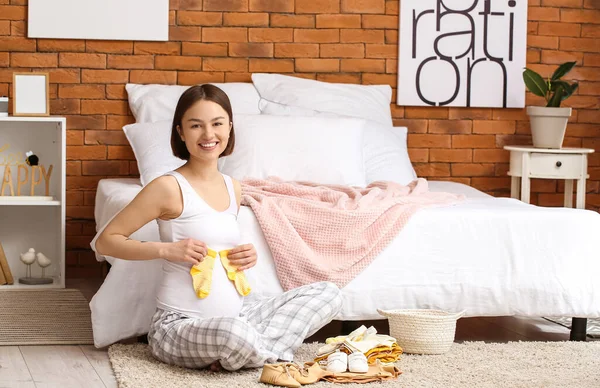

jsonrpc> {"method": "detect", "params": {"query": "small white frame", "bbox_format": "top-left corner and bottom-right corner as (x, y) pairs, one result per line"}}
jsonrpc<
(12, 73), (50, 117)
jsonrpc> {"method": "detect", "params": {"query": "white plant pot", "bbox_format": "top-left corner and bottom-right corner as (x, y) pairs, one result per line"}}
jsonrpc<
(526, 106), (572, 149)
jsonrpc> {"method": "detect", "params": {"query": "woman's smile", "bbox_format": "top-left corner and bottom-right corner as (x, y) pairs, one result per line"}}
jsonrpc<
(199, 141), (219, 150)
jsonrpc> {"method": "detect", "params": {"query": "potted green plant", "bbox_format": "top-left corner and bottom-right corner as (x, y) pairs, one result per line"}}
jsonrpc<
(522, 61), (578, 149)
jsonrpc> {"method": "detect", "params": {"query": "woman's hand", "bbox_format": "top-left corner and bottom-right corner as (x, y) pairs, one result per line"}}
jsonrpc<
(163, 238), (207, 265)
(227, 243), (257, 271)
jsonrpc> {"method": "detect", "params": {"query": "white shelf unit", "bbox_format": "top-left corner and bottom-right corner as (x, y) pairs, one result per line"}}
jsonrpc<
(0, 116), (66, 289)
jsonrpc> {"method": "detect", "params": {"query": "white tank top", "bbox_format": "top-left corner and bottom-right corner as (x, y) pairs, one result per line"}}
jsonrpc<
(155, 171), (244, 319)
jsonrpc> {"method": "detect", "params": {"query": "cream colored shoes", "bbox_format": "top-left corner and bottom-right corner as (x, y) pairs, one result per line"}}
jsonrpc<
(286, 362), (331, 385)
(259, 364), (301, 388)
(259, 362), (331, 387)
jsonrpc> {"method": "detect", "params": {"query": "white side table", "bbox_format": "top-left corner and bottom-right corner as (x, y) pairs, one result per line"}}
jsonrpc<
(504, 146), (595, 209)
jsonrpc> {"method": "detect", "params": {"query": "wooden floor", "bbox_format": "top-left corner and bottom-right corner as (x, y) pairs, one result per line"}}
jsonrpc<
(0, 278), (592, 388)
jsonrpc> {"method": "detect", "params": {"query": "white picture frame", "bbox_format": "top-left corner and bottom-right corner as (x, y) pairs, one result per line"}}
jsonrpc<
(12, 73), (50, 117)
(28, 0), (168, 42)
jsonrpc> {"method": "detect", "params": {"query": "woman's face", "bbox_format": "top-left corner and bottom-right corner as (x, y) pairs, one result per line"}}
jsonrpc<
(178, 99), (232, 163)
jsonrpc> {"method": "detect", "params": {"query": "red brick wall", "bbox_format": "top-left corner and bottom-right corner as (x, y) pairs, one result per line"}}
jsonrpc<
(1, 0), (598, 278)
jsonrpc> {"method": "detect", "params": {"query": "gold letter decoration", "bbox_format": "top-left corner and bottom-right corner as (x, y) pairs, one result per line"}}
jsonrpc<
(41, 164), (53, 196)
(17, 164), (28, 196)
(1, 166), (14, 196)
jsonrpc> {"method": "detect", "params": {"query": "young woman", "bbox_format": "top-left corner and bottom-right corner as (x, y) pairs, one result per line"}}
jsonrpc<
(94, 84), (343, 371)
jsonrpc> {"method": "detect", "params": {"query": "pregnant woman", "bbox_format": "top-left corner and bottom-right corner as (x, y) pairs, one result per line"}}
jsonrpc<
(94, 84), (342, 371)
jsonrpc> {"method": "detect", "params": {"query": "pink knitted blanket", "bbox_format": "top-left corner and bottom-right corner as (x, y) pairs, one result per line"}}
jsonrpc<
(240, 177), (465, 291)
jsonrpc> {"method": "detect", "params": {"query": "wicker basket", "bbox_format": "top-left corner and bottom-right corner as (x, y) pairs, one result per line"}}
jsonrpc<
(377, 309), (465, 355)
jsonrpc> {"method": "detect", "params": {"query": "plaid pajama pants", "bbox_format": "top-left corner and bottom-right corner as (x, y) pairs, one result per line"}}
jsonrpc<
(147, 281), (342, 371)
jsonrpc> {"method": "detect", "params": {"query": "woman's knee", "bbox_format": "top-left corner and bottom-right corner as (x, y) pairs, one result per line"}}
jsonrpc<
(304, 282), (343, 316)
(215, 318), (257, 353)
(213, 318), (261, 371)
(317, 281), (343, 313)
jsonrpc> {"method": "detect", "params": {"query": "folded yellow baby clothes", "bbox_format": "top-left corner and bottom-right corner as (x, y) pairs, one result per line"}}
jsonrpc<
(365, 343), (402, 364)
(190, 248), (218, 299)
(189, 248), (252, 299)
(219, 249), (251, 297)
(316, 326), (403, 366)
(315, 344), (401, 367)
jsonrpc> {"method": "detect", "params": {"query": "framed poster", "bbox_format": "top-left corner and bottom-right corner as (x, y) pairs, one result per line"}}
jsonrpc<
(28, 0), (168, 41)
(397, 0), (528, 108)
(12, 73), (50, 117)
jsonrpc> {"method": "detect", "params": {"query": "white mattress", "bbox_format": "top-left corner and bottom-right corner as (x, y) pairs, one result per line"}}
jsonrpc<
(90, 178), (600, 347)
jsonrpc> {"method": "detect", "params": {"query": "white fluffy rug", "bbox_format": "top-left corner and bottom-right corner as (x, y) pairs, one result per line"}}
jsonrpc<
(108, 341), (600, 388)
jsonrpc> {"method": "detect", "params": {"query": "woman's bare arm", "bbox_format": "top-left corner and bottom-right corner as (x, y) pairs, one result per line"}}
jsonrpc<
(232, 178), (242, 212)
(228, 178), (258, 270)
(94, 175), (206, 264)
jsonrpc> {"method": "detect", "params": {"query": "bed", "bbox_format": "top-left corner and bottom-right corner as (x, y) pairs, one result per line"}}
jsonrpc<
(88, 75), (600, 348)
(90, 177), (600, 347)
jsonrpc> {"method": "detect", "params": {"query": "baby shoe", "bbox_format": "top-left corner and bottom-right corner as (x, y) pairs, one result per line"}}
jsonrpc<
(326, 350), (348, 373)
(348, 352), (369, 373)
(286, 362), (332, 385)
(259, 363), (300, 387)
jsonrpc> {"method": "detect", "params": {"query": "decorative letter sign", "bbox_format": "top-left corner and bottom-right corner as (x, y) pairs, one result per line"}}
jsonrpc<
(0, 145), (53, 199)
(397, 0), (528, 108)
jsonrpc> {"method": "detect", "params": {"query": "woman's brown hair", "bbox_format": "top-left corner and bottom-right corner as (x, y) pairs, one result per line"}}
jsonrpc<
(171, 84), (235, 160)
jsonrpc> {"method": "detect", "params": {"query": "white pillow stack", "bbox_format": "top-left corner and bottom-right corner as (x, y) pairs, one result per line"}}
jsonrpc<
(251, 73), (416, 185)
(123, 74), (416, 188)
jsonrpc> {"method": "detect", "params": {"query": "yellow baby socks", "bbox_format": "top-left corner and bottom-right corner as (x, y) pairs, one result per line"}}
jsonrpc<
(189, 248), (252, 299)
(190, 248), (217, 299)
(219, 249), (252, 297)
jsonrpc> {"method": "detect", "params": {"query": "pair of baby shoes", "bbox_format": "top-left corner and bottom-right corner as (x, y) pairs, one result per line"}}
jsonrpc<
(259, 362), (328, 387)
(326, 350), (369, 373)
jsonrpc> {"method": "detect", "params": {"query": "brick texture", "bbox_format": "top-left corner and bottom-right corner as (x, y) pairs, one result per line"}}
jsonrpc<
(1, 1), (597, 279)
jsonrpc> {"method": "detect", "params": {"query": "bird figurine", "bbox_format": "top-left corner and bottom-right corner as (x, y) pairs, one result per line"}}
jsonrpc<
(36, 252), (51, 279)
(19, 248), (36, 278)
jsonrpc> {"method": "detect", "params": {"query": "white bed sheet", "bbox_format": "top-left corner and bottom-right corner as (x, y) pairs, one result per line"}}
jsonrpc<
(90, 178), (600, 347)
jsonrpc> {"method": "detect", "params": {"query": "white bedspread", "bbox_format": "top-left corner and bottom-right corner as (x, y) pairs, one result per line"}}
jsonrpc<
(90, 178), (600, 347)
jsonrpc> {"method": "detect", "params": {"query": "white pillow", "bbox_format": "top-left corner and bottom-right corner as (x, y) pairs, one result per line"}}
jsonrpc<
(251, 73), (393, 127)
(364, 125), (417, 185)
(221, 114), (367, 187)
(123, 120), (185, 186)
(255, 109), (416, 184)
(126, 83), (261, 123)
(250, 94), (416, 184)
